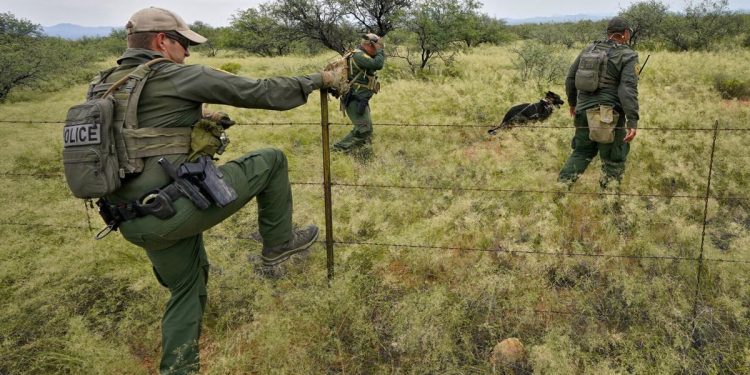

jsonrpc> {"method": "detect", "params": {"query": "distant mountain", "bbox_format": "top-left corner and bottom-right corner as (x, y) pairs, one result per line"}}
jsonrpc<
(42, 23), (118, 39)
(503, 13), (611, 25)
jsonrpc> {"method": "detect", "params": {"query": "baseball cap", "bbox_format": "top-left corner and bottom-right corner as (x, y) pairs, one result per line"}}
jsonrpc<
(607, 16), (632, 34)
(126, 7), (207, 45)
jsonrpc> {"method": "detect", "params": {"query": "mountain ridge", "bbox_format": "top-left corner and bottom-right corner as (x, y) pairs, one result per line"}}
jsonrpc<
(42, 13), (613, 39)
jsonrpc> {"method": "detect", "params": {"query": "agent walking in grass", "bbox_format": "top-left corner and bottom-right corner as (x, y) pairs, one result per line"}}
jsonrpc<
(76, 7), (344, 374)
(559, 16), (639, 188)
(332, 33), (385, 159)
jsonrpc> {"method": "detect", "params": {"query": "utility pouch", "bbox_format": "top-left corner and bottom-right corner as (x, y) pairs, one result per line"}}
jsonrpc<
(587, 105), (618, 144)
(188, 119), (228, 161)
(137, 190), (177, 220)
(367, 75), (380, 94)
(178, 156), (238, 207)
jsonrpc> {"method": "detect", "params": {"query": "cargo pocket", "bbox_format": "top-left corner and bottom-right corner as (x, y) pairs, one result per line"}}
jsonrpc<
(587, 106), (618, 144)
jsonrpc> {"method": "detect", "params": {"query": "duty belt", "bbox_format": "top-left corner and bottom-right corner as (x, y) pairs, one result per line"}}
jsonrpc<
(95, 183), (185, 239)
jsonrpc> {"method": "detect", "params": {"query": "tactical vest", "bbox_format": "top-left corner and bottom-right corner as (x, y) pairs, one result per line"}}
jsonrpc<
(349, 49), (380, 93)
(62, 58), (191, 199)
(574, 42), (618, 93)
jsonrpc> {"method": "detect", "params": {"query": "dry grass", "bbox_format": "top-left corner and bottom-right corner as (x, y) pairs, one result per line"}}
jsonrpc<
(0, 45), (748, 374)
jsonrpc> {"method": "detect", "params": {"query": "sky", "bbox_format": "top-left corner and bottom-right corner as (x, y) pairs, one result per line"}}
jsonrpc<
(4, 0), (750, 27)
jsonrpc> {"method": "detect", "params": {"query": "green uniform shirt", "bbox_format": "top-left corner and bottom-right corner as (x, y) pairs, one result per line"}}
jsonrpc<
(105, 49), (323, 202)
(565, 40), (640, 128)
(350, 47), (385, 95)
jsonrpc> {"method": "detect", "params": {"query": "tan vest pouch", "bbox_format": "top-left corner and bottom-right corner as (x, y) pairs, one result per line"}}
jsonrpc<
(587, 105), (618, 144)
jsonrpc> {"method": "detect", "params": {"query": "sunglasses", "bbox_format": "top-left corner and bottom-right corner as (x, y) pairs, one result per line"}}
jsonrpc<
(164, 31), (190, 51)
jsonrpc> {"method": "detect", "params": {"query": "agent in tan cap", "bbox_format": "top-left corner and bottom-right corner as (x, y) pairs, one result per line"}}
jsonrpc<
(86, 7), (344, 374)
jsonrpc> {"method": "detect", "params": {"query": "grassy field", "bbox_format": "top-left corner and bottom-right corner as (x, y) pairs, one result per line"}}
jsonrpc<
(1, 45), (748, 374)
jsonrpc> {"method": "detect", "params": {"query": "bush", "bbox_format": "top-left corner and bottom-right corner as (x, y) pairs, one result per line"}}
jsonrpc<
(713, 74), (750, 99)
(511, 41), (570, 92)
(219, 62), (242, 74)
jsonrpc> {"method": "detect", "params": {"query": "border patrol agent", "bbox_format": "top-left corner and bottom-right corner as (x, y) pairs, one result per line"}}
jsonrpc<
(332, 33), (385, 157)
(89, 7), (343, 374)
(558, 17), (639, 188)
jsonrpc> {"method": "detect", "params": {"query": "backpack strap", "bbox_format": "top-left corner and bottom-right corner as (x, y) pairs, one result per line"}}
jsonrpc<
(348, 49), (366, 84)
(597, 42), (619, 89)
(86, 67), (118, 100)
(122, 58), (172, 129)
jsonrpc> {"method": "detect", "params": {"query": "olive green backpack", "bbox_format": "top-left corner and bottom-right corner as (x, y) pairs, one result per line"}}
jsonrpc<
(575, 42), (614, 93)
(62, 58), (191, 199)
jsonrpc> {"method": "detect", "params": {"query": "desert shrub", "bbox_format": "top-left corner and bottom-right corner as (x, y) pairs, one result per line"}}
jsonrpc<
(511, 41), (570, 92)
(220, 62), (242, 74)
(713, 73), (749, 99)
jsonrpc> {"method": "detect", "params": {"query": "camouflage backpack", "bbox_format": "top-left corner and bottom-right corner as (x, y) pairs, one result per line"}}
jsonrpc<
(323, 50), (355, 98)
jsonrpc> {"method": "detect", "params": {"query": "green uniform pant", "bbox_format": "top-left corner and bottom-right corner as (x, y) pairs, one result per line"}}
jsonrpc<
(333, 98), (373, 151)
(559, 112), (630, 186)
(119, 148), (294, 374)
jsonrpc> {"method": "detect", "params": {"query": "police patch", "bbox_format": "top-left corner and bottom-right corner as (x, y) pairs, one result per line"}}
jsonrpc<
(63, 123), (101, 147)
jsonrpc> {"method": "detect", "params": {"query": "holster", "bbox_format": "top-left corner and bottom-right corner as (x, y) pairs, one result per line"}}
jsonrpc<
(177, 155), (238, 207)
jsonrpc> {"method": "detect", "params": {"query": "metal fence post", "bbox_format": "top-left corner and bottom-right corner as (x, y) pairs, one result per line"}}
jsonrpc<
(691, 120), (720, 345)
(320, 89), (335, 282)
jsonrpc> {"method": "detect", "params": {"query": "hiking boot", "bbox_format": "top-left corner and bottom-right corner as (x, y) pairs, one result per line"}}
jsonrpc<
(261, 225), (319, 266)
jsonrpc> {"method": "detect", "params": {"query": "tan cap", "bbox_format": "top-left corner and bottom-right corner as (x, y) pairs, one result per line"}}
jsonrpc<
(126, 7), (207, 45)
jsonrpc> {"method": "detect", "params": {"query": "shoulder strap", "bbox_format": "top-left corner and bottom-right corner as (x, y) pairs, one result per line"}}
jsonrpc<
(348, 50), (365, 82)
(102, 58), (171, 98)
(86, 67), (118, 100)
(122, 58), (172, 129)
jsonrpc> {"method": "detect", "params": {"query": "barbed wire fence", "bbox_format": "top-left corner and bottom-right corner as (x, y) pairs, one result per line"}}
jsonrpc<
(1, 104), (749, 351)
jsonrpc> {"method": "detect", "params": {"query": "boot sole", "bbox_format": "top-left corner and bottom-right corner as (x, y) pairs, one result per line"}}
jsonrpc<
(261, 228), (319, 266)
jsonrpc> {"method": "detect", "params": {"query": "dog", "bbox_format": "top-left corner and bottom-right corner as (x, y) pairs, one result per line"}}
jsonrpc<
(488, 91), (565, 135)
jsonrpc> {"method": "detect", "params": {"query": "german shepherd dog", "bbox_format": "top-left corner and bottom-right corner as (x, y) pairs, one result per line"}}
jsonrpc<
(488, 91), (565, 135)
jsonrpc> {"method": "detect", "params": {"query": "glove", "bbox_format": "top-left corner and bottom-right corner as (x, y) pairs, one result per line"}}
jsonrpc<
(205, 111), (235, 129)
(321, 58), (348, 94)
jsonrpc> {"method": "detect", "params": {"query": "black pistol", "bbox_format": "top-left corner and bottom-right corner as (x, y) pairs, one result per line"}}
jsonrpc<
(158, 157), (211, 210)
(177, 156), (238, 208)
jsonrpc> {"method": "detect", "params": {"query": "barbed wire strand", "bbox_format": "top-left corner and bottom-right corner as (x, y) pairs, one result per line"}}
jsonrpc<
(2, 119), (750, 132)
(202, 232), (750, 265)
(1, 220), (747, 266)
(2, 172), (748, 201)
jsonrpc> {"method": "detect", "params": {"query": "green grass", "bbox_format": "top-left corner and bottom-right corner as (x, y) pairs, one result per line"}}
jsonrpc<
(1, 46), (748, 374)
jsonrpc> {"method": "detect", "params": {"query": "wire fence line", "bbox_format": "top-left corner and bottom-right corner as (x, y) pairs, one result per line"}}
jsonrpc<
(2, 220), (747, 265)
(2, 172), (748, 201)
(2, 119), (750, 131)
(1, 115), (748, 343)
